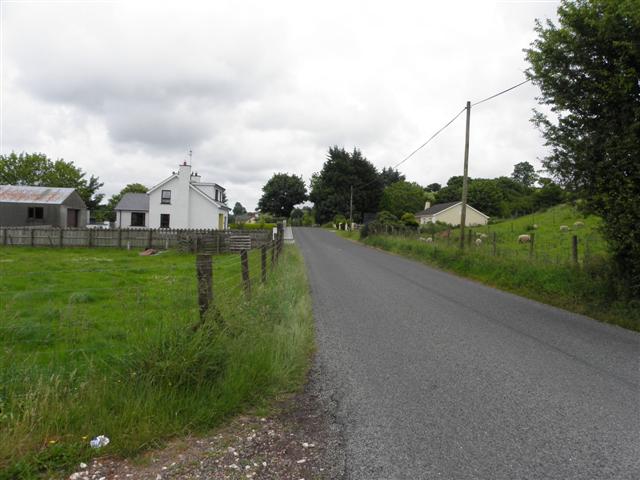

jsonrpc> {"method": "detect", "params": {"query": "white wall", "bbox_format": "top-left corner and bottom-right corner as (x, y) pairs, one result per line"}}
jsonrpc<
(116, 210), (148, 228)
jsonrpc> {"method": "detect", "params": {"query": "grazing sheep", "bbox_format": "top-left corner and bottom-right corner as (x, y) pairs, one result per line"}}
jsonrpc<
(475, 238), (482, 246)
(426, 237), (433, 243)
(560, 225), (570, 232)
(533, 224), (538, 229)
(573, 221), (585, 228)
(479, 233), (488, 239)
(419, 237), (427, 242)
(518, 234), (531, 243)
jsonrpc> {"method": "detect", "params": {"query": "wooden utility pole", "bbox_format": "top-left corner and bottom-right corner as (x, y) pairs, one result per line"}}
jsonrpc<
(459, 101), (471, 249)
(349, 185), (353, 228)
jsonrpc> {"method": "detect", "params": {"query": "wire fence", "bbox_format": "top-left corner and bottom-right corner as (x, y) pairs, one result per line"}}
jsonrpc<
(0, 224), (287, 364)
(363, 224), (607, 268)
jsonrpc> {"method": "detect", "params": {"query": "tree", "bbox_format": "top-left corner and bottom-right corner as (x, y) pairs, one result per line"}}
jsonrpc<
(258, 173), (307, 218)
(104, 183), (148, 221)
(526, 0), (640, 295)
(310, 146), (383, 224)
(233, 202), (247, 216)
(0, 152), (104, 209)
(511, 161), (539, 187)
(425, 183), (441, 192)
(378, 181), (426, 218)
(379, 167), (406, 188)
(221, 191), (228, 205)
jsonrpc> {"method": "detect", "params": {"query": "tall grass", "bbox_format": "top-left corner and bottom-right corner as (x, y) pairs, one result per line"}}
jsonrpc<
(360, 234), (639, 332)
(0, 246), (313, 479)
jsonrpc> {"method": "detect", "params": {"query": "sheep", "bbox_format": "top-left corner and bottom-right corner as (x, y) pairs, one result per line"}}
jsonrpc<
(475, 238), (482, 246)
(426, 237), (433, 243)
(573, 221), (585, 228)
(559, 225), (570, 232)
(532, 224), (538, 229)
(479, 233), (488, 239)
(518, 234), (531, 243)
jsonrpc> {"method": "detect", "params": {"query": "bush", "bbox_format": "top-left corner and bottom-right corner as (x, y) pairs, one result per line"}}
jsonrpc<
(229, 223), (276, 230)
(401, 213), (419, 227)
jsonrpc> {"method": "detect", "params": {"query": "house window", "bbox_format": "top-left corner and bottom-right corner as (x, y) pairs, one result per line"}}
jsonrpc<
(160, 214), (170, 228)
(161, 190), (172, 204)
(28, 206), (44, 219)
(131, 212), (146, 227)
(215, 190), (219, 201)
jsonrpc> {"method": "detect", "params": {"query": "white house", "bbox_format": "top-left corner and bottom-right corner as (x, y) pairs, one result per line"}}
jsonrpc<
(147, 162), (230, 229)
(415, 201), (489, 226)
(114, 193), (149, 228)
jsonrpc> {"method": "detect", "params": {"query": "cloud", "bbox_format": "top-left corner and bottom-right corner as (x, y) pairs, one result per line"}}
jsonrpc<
(1, 0), (559, 210)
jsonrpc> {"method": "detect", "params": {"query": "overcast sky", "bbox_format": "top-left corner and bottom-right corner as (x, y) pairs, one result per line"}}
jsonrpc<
(1, 0), (559, 210)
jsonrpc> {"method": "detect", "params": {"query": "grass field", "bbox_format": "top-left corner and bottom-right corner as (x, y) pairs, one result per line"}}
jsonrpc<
(0, 245), (313, 478)
(338, 204), (638, 331)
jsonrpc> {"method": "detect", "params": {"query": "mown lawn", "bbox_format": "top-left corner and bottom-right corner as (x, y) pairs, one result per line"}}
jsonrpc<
(0, 245), (313, 479)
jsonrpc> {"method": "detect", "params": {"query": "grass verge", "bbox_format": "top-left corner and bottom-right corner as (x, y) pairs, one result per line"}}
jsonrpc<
(0, 245), (314, 479)
(350, 233), (639, 332)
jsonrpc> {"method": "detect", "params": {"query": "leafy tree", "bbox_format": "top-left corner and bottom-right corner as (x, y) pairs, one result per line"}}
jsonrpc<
(511, 161), (539, 187)
(401, 212), (419, 227)
(379, 167), (406, 188)
(309, 146), (383, 224)
(221, 191), (228, 204)
(104, 183), (148, 221)
(526, 0), (640, 295)
(534, 178), (566, 209)
(379, 181), (426, 218)
(233, 202), (247, 216)
(0, 152), (104, 209)
(258, 173), (307, 218)
(425, 183), (442, 192)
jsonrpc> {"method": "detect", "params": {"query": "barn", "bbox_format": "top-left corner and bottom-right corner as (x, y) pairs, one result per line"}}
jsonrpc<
(0, 185), (88, 228)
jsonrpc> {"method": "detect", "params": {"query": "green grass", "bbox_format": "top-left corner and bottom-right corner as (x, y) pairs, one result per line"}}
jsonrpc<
(343, 204), (638, 331)
(0, 245), (313, 478)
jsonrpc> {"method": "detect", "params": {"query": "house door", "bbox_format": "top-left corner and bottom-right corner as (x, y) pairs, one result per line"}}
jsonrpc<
(67, 209), (78, 227)
(218, 214), (224, 230)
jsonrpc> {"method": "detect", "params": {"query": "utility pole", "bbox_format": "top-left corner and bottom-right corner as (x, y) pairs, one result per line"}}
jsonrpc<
(459, 101), (471, 249)
(349, 185), (353, 228)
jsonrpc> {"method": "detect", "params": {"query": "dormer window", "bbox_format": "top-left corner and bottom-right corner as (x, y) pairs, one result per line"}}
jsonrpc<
(215, 190), (219, 201)
(161, 190), (172, 204)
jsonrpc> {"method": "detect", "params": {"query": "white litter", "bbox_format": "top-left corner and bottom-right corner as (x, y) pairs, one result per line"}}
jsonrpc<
(89, 435), (110, 448)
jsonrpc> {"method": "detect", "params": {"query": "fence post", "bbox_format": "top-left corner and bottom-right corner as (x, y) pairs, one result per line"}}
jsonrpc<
(529, 232), (535, 259)
(492, 232), (497, 256)
(572, 235), (578, 265)
(2, 228), (6, 246)
(271, 239), (276, 266)
(118, 229), (123, 248)
(148, 229), (153, 249)
(196, 254), (213, 321)
(261, 244), (267, 283)
(88, 228), (93, 248)
(241, 249), (251, 299)
(30, 228), (35, 247)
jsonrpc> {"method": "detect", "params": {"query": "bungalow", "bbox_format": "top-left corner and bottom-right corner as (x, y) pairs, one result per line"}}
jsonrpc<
(147, 162), (230, 229)
(114, 193), (149, 228)
(0, 185), (88, 228)
(415, 201), (489, 226)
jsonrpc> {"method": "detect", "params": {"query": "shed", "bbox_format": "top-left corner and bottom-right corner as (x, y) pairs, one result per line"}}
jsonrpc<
(114, 193), (149, 228)
(0, 185), (88, 227)
(415, 201), (489, 226)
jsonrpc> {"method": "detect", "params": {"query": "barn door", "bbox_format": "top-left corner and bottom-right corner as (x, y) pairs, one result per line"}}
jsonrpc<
(67, 209), (78, 227)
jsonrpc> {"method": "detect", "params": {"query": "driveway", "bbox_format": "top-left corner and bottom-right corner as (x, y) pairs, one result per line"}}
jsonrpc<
(295, 228), (640, 479)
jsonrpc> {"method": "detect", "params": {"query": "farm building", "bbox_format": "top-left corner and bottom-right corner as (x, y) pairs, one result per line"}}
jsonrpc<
(114, 193), (149, 228)
(0, 185), (88, 228)
(415, 201), (489, 226)
(147, 162), (230, 229)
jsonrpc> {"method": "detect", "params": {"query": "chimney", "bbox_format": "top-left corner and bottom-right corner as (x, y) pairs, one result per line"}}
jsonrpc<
(191, 171), (201, 183)
(424, 201), (431, 210)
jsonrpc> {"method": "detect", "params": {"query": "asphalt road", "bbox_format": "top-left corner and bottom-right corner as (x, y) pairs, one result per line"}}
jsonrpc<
(295, 228), (640, 480)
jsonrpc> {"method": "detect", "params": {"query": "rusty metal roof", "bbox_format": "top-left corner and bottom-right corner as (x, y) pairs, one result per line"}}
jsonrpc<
(0, 185), (77, 204)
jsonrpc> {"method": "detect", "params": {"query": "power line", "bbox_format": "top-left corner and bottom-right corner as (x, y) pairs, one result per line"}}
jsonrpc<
(471, 78), (531, 107)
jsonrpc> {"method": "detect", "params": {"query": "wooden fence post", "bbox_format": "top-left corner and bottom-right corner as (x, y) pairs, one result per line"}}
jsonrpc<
(88, 228), (93, 248)
(59, 229), (63, 247)
(118, 229), (123, 248)
(241, 249), (251, 299)
(196, 254), (213, 320)
(572, 235), (578, 265)
(148, 229), (153, 249)
(2, 228), (6, 246)
(271, 239), (276, 266)
(261, 244), (267, 283)
(30, 228), (35, 247)
(529, 232), (535, 259)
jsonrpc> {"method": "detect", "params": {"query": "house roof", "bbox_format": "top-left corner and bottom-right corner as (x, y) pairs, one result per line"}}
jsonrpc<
(415, 201), (489, 219)
(114, 193), (149, 211)
(415, 201), (460, 216)
(191, 184), (231, 211)
(0, 185), (77, 204)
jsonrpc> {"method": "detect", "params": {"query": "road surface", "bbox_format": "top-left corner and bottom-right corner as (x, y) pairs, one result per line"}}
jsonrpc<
(295, 228), (640, 480)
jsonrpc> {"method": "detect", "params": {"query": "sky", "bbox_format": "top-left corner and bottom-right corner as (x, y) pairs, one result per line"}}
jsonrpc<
(1, 0), (559, 211)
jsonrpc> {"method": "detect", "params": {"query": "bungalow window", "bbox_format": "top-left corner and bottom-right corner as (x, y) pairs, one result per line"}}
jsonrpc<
(160, 214), (170, 228)
(28, 206), (44, 219)
(161, 190), (172, 204)
(130, 212), (145, 227)
(215, 189), (219, 201)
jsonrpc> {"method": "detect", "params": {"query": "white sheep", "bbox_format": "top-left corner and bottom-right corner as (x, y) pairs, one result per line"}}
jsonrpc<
(475, 238), (482, 246)
(560, 225), (570, 232)
(479, 233), (488, 239)
(518, 234), (531, 243)
(573, 221), (585, 228)
(532, 224), (538, 229)
(426, 237), (433, 243)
